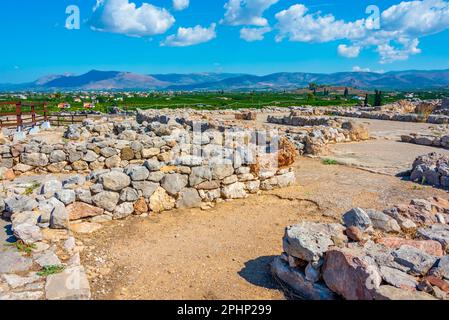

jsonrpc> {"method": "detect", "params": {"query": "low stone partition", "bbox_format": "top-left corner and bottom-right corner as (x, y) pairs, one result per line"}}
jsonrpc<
(266, 113), (370, 155)
(272, 198), (449, 300)
(267, 114), (341, 127)
(401, 134), (449, 149)
(408, 153), (449, 189)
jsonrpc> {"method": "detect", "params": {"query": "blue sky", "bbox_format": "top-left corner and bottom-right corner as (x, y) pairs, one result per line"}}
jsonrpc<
(1, 0), (449, 83)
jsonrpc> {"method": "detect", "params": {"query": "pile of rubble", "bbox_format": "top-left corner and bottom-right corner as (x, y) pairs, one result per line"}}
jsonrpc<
(272, 197), (449, 300)
(409, 153), (449, 188)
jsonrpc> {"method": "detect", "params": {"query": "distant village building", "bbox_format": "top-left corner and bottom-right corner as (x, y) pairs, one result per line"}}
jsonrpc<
(58, 103), (71, 109)
(83, 102), (95, 109)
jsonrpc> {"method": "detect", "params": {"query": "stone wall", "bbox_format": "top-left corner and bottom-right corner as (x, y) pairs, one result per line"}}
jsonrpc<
(0, 114), (299, 300)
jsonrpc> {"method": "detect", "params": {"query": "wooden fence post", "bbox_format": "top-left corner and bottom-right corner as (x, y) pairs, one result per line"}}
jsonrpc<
(43, 102), (48, 122)
(31, 103), (36, 126)
(16, 102), (22, 131)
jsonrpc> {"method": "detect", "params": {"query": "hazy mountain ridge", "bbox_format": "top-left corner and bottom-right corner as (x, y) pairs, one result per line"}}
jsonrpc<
(2, 69), (449, 91)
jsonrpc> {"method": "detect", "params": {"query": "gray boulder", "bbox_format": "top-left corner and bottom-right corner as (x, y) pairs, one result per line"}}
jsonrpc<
(40, 180), (63, 198)
(430, 256), (449, 280)
(176, 188), (202, 209)
(126, 166), (150, 181)
(92, 191), (120, 212)
(132, 181), (159, 199)
(13, 223), (42, 244)
(366, 209), (401, 233)
(20, 153), (49, 167)
(49, 198), (69, 229)
(161, 174), (188, 196)
(379, 266), (418, 289)
(49, 150), (67, 163)
(100, 171), (131, 191)
(283, 222), (346, 264)
(120, 188), (139, 202)
(343, 208), (372, 231)
(4, 195), (38, 215)
(113, 202), (135, 219)
(418, 224), (449, 248)
(55, 189), (76, 205)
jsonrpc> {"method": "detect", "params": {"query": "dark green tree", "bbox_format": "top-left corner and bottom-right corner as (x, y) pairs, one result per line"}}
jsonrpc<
(344, 87), (349, 98)
(374, 90), (383, 107)
(364, 94), (369, 107)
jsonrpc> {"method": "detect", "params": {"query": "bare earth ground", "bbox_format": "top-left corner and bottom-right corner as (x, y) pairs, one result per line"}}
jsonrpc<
(81, 156), (448, 300)
(327, 118), (449, 175)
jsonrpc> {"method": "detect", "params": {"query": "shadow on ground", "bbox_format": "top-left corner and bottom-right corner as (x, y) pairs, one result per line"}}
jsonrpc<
(238, 256), (280, 290)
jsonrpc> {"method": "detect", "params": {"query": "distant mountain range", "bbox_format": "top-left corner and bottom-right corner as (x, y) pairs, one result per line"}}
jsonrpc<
(2, 69), (449, 92)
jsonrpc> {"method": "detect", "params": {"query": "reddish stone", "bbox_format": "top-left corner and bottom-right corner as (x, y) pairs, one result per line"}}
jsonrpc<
(345, 226), (366, 242)
(3, 169), (15, 181)
(425, 275), (449, 293)
(428, 197), (449, 214)
(133, 198), (148, 214)
(66, 202), (104, 221)
(322, 249), (381, 300)
(377, 237), (443, 257)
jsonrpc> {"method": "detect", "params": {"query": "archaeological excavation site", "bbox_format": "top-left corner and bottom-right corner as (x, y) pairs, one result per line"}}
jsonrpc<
(1, 98), (449, 301)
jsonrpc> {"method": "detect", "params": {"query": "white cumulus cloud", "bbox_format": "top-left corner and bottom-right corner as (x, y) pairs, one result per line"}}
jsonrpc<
(161, 23), (217, 47)
(352, 66), (371, 72)
(240, 27), (272, 41)
(222, 0), (279, 26)
(91, 0), (175, 37)
(173, 0), (190, 11)
(274, 0), (449, 64)
(338, 44), (361, 58)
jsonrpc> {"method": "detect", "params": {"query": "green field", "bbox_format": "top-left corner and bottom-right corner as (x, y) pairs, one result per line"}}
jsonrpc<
(1, 90), (447, 114)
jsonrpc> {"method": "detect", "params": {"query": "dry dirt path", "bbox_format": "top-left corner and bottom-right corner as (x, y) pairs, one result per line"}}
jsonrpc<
(326, 118), (449, 175)
(80, 157), (449, 300)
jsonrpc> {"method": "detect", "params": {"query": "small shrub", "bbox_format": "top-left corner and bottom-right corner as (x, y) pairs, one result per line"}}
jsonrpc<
(23, 180), (41, 195)
(322, 158), (338, 165)
(37, 265), (65, 277)
(7, 240), (37, 255)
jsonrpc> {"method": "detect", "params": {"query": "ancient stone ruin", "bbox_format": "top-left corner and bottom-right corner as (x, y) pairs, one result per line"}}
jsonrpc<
(0, 110), (298, 300)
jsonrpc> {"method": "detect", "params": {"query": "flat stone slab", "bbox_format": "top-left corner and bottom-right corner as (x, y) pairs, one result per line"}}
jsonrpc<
(45, 266), (91, 300)
(0, 251), (33, 273)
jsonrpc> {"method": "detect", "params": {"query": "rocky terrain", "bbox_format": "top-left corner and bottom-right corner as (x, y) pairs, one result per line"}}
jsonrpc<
(2, 99), (449, 300)
(273, 197), (449, 300)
